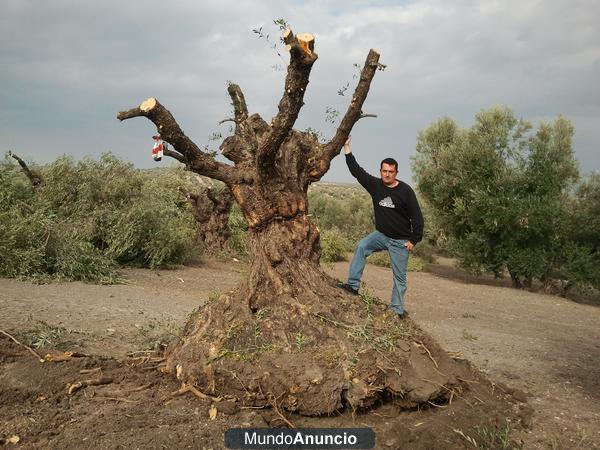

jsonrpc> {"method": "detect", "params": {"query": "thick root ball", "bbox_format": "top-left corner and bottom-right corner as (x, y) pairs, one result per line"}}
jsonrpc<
(165, 284), (465, 416)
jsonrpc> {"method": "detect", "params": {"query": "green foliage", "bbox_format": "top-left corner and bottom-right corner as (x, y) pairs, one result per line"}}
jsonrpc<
(454, 419), (523, 449)
(367, 252), (427, 272)
(570, 173), (600, 248)
(104, 170), (197, 268)
(295, 331), (308, 350)
(367, 252), (391, 267)
(251, 18), (290, 67)
(474, 419), (523, 449)
(319, 227), (352, 263)
(53, 238), (119, 284)
(325, 106), (340, 124)
(23, 321), (72, 350)
(309, 183), (377, 265)
(412, 240), (436, 263)
(0, 155), (36, 210)
(559, 173), (600, 292)
(273, 18), (289, 31)
(0, 154), (198, 283)
(227, 204), (249, 256)
(308, 183), (374, 243)
(407, 256), (427, 272)
(413, 106), (586, 289)
(417, 191), (446, 252)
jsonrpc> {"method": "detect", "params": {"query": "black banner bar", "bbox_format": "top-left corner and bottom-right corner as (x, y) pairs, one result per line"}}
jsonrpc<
(224, 428), (375, 449)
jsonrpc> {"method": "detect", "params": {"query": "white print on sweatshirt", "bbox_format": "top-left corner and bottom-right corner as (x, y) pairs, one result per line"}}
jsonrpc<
(378, 196), (395, 208)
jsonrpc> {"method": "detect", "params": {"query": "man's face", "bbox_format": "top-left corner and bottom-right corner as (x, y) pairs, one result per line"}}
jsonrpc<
(380, 163), (398, 186)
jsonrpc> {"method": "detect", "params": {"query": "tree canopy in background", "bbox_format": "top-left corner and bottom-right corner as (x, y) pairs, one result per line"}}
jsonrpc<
(413, 106), (599, 293)
(0, 154), (198, 283)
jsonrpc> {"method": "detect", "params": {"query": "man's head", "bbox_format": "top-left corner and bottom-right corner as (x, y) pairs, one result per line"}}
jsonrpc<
(380, 158), (398, 186)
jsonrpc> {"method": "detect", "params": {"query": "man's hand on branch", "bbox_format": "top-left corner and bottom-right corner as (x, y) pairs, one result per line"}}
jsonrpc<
(343, 136), (352, 155)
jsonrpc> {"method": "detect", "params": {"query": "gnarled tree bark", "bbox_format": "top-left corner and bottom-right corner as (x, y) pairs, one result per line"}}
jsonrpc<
(118, 30), (460, 415)
(188, 186), (234, 254)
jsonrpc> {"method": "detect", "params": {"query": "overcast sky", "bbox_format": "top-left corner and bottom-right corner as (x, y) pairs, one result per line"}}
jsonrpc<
(1, 0), (598, 184)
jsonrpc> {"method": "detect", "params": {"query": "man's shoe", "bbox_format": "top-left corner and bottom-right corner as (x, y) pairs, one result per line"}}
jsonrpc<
(336, 282), (359, 295)
(387, 308), (408, 319)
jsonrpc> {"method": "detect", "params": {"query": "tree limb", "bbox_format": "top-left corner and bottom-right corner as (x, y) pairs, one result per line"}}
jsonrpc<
(8, 151), (42, 187)
(360, 113), (378, 119)
(257, 29), (318, 170)
(163, 147), (187, 164)
(310, 49), (382, 181)
(227, 83), (248, 123)
(220, 135), (251, 164)
(117, 98), (240, 184)
(188, 186), (233, 222)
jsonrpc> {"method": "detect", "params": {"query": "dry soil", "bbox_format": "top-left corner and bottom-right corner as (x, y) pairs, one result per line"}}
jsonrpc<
(0, 258), (598, 449)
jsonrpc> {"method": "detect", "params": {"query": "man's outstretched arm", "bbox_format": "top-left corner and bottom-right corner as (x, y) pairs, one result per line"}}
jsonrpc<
(343, 137), (378, 192)
(343, 136), (352, 155)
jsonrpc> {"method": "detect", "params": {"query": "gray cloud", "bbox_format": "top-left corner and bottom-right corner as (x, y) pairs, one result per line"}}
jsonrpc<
(1, 0), (598, 184)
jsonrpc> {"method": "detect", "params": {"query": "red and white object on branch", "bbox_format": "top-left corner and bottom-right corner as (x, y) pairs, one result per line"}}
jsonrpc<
(151, 135), (164, 161)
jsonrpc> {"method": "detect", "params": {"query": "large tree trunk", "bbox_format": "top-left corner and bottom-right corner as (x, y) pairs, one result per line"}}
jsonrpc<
(243, 214), (322, 310)
(166, 212), (459, 415)
(188, 187), (234, 254)
(118, 30), (463, 416)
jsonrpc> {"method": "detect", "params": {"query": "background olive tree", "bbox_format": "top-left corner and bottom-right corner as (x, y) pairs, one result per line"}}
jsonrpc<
(412, 106), (598, 293)
(559, 173), (600, 293)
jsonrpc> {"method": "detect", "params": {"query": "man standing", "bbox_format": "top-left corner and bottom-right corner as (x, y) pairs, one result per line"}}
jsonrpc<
(338, 137), (424, 319)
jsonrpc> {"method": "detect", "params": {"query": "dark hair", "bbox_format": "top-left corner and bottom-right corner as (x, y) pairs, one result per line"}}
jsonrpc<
(380, 158), (398, 171)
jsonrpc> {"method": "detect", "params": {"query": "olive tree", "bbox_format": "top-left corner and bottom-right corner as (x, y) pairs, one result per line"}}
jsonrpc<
(413, 106), (579, 288)
(118, 30), (460, 415)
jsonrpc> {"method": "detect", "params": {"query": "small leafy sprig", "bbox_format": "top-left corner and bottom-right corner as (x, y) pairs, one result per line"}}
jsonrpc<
(252, 18), (290, 67)
(338, 63), (362, 96)
(325, 106), (340, 124)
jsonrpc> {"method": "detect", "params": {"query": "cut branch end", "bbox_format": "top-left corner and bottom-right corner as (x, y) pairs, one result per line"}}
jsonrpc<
(296, 33), (315, 55)
(140, 97), (157, 112)
(282, 29), (315, 56)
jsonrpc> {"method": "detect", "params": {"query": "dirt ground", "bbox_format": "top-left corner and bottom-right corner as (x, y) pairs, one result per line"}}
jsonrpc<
(1, 257), (598, 449)
(329, 260), (600, 449)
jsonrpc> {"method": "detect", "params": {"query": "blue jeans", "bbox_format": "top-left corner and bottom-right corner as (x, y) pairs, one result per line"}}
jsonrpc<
(347, 231), (410, 315)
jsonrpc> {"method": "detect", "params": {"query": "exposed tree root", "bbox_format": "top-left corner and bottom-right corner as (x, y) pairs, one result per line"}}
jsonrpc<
(259, 384), (296, 428)
(0, 328), (44, 362)
(172, 383), (223, 402)
(67, 377), (113, 395)
(90, 396), (137, 404)
(414, 340), (439, 369)
(44, 351), (90, 362)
